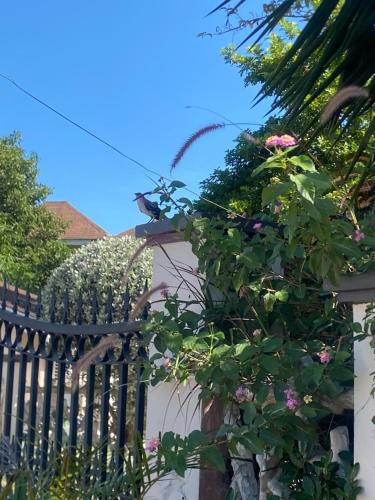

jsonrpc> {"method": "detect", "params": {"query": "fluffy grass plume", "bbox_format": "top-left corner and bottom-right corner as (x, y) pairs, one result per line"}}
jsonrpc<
(321, 86), (369, 125)
(171, 123), (225, 172)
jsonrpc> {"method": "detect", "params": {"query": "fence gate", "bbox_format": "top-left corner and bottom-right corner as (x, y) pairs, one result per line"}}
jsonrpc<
(0, 281), (148, 478)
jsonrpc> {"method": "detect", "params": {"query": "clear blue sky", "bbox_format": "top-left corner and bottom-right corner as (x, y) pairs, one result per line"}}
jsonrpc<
(0, 0), (268, 234)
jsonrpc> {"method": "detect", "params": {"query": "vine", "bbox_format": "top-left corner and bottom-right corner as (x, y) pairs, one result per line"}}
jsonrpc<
(141, 137), (375, 498)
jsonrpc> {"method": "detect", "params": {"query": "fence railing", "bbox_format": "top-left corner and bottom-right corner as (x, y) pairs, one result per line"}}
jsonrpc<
(0, 280), (149, 477)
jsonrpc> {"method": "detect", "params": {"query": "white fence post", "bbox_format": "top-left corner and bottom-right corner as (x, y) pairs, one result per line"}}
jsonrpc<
(326, 273), (375, 499)
(136, 220), (201, 500)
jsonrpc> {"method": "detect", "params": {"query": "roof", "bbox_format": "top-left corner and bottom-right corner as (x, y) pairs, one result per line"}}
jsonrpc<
(117, 228), (135, 238)
(45, 201), (107, 240)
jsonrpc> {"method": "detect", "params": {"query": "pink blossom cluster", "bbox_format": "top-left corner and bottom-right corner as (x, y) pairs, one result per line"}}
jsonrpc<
(160, 287), (169, 299)
(284, 388), (299, 411)
(354, 229), (365, 242)
(146, 437), (160, 453)
(265, 134), (297, 148)
(319, 349), (332, 364)
(235, 385), (251, 404)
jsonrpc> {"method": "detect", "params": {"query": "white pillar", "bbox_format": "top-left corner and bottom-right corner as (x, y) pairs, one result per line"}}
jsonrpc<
(145, 239), (201, 500)
(353, 303), (375, 499)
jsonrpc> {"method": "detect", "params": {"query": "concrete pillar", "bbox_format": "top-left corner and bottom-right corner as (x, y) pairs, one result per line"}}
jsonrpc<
(137, 221), (201, 500)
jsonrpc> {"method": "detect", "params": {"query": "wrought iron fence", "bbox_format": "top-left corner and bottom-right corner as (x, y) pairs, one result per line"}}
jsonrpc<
(0, 280), (148, 477)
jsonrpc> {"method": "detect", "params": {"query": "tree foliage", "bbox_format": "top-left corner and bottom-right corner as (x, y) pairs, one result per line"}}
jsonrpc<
(0, 133), (69, 290)
(197, 10), (375, 217)
(209, 0), (375, 135)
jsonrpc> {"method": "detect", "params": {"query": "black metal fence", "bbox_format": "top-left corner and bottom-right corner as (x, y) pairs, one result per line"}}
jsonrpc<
(0, 280), (148, 477)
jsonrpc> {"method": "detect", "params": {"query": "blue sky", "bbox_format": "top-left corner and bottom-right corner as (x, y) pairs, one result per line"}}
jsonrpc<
(0, 0), (268, 234)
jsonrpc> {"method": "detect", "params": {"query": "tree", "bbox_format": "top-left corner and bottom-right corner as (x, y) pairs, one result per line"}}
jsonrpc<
(42, 235), (153, 323)
(196, 11), (375, 217)
(209, 0), (375, 132)
(0, 133), (69, 290)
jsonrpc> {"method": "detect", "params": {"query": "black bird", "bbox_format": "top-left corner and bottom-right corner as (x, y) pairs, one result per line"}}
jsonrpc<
(133, 192), (161, 221)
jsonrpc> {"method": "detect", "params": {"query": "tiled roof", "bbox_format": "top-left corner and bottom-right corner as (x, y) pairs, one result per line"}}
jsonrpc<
(117, 228), (135, 238)
(45, 201), (107, 240)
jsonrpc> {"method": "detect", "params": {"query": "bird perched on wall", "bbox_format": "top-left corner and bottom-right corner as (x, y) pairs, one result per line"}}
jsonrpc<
(133, 192), (161, 222)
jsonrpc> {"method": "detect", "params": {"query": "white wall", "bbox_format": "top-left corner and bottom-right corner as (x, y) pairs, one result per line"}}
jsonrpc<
(353, 304), (375, 499)
(145, 240), (201, 500)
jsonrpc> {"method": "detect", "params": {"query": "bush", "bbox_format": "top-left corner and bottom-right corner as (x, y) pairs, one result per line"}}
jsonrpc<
(42, 235), (152, 323)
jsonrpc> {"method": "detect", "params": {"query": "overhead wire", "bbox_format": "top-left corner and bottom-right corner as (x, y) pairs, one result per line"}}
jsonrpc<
(0, 73), (261, 217)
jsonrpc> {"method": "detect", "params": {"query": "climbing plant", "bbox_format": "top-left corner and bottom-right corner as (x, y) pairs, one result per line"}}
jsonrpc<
(140, 135), (375, 498)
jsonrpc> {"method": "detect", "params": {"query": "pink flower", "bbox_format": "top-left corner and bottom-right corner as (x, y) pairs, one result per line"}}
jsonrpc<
(235, 385), (250, 404)
(160, 288), (169, 298)
(265, 134), (297, 148)
(253, 222), (263, 231)
(146, 437), (160, 453)
(253, 329), (262, 337)
(274, 203), (283, 215)
(319, 350), (332, 364)
(286, 398), (299, 411)
(265, 135), (280, 147)
(284, 387), (299, 411)
(162, 356), (171, 369)
(278, 134), (297, 147)
(284, 388), (294, 399)
(354, 229), (365, 242)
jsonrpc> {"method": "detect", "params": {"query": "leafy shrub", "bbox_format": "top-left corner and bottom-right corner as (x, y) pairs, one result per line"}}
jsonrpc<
(42, 235), (152, 323)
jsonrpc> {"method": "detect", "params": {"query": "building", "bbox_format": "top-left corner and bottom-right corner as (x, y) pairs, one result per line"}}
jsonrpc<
(45, 201), (107, 247)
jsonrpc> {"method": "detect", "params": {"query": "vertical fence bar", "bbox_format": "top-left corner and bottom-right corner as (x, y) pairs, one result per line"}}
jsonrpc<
(27, 356), (39, 468)
(116, 339), (130, 471)
(100, 363), (111, 482)
(54, 362), (66, 458)
(68, 371), (79, 451)
(40, 359), (53, 470)
(134, 348), (146, 437)
(15, 349), (27, 460)
(84, 364), (95, 450)
(3, 342), (15, 437)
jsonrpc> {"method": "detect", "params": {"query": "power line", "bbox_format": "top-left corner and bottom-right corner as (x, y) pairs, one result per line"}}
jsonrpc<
(0, 73), (256, 216)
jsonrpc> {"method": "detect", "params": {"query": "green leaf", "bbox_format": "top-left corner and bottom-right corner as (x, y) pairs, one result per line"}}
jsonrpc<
(303, 476), (315, 495)
(299, 406), (317, 418)
(260, 355), (280, 374)
(201, 447), (226, 472)
(287, 204), (298, 242)
(330, 365), (354, 381)
(256, 385), (269, 404)
(289, 155), (316, 172)
(252, 158), (285, 177)
(261, 337), (283, 353)
(241, 401), (257, 424)
(289, 173), (316, 203)
(261, 182), (292, 206)
(243, 431), (265, 454)
(170, 180), (186, 188)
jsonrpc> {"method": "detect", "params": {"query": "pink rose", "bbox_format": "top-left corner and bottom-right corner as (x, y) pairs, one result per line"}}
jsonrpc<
(146, 437), (160, 453)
